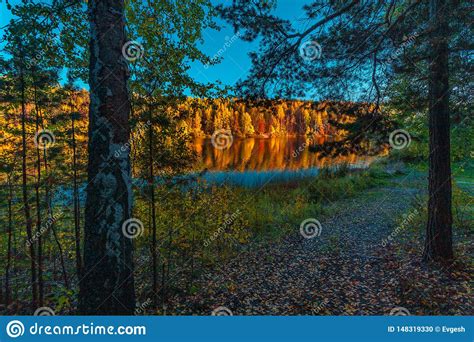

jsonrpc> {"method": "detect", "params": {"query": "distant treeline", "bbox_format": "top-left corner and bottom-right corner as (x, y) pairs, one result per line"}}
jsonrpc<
(177, 98), (372, 138)
(0, 90), (375, 185)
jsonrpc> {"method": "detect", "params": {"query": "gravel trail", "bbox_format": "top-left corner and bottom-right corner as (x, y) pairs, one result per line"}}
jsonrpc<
(175, 176), (439, 315)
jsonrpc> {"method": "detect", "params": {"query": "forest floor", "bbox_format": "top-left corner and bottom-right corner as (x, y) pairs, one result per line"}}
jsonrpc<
(172, 170), (473, 315)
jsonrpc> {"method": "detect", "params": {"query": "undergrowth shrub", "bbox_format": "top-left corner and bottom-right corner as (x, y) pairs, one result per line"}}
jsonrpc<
(398, 185), (473, 242)
(308, 163), (389, 203)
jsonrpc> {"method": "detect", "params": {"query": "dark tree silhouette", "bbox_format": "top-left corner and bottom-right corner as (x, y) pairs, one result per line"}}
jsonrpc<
(423, 0), (453, 261)
(79, 0), (135, 314)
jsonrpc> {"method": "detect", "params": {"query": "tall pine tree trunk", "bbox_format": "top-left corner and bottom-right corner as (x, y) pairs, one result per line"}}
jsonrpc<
(423, 0), (453, 261)
(79, 0), (135, 314)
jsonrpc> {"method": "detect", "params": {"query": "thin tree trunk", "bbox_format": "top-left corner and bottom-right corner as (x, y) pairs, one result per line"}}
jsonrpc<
(189, 229), (195, 290)
(20, 63), (38, 308)
(148, 108), (158, 307)
(13, 218), (18, 301)
(79, 0), (135, 314)
(164, 228), (173, 305)
(37, 92), (70, 290)
(49, 219), (70, 290)
(33, 83), (44, 306)
(71, 100), (83, 281)
(423, 0), (453, 261)
(161, 262), (166, 309)
(34, 167), (44, 306)
(5, 179), (13, 305)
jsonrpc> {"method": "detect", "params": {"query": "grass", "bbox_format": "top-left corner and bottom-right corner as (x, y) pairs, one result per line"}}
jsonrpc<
(307, 165), (389, 203)
(387, 153), (474, 262)
(196, 160), (392, 245)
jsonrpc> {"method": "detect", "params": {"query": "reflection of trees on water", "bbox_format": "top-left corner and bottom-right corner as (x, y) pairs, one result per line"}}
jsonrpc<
(190, 101), (390, 170)
(193, 137), (378, 171)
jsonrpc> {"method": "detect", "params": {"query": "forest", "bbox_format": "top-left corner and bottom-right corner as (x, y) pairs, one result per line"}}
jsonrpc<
(0, 0), (472, 317)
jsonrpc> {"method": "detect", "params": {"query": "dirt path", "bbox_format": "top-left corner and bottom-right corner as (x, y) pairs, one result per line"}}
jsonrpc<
(172, 174), (472, 315)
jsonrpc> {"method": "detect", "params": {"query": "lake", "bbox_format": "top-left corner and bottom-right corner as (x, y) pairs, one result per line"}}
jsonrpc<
(53, 137), (373, 204)
(190, 137), (373, 187)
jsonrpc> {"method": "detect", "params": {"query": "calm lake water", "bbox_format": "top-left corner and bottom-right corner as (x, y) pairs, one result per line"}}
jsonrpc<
(53, 137), (373, 204)
(191, 137), (372, 187)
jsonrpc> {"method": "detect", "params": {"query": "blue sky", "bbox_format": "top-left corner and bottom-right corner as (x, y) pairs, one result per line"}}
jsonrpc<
(189, 0), (309, 88)
(0, 0), (309, 89)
